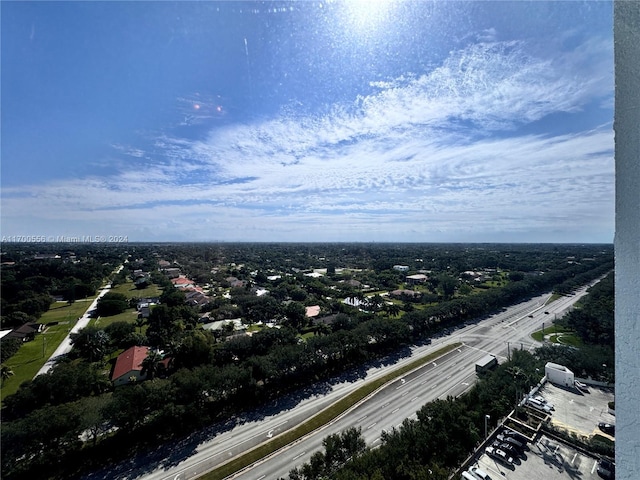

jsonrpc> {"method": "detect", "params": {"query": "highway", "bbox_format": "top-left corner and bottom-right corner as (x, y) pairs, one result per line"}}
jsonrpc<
(85, 282), (597, 480)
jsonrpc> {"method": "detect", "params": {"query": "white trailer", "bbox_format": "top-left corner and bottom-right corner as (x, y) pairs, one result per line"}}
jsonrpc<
(476, 354), (498, 373)
(545, 362), (575, 387)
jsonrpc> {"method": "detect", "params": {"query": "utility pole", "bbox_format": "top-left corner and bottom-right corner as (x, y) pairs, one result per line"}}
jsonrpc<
(485, 414), (490, 439)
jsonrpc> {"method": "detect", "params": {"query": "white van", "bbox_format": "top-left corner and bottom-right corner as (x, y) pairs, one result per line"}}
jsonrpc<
(469, 466), (492, 480)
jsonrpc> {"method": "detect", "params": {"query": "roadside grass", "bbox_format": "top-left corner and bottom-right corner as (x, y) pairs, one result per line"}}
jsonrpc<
(2, 301), (91, 401)
(592, 433), (615, 447)
(531, 325), (576, 343)
(199, 343), (461, 480)
(553, 333), (582, 347)
(546, 293), (564, 304)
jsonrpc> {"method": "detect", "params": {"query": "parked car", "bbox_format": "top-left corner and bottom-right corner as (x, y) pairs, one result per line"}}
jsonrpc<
(598, 422), (615, 435)
(533, 395), (555, 410)
(468, 466), (492, 480)
(575, 380), (589, 392)
(485, 446), (514, 465)
(496, 434), (526, 452)
(526, 398), (552, 413)
(597, 458), (615, 479)
(501, 428), (529, 445)
(494, 442), (519, 457)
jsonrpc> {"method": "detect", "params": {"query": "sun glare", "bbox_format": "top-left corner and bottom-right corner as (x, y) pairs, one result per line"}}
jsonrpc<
(343, 0), (393, 32)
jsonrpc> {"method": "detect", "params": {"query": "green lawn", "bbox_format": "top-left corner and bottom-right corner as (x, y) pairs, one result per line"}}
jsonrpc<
(1, 301), (92, 401)
(90, 309), (141, 329)
(110, 280), (162, 299)
(86, 279), (163, 329)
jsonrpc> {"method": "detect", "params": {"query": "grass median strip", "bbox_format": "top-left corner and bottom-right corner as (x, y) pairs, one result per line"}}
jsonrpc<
(199, 342), (461, 480)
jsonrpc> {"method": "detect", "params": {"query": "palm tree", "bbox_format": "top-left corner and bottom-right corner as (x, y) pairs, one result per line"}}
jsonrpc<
(135, 315), (146, 333)
(385, 303), (401, 318)
(141, 350), (164, 380)
(316, 322), (331, 336)
(1, 364), (14, 385)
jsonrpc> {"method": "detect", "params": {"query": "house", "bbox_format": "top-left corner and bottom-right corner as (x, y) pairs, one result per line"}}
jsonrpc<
(6, 322), (44, 342)
(184, 290), (211, 307)
(406, 274), (428, 285)
(172, 276), (195, 289)
(390, 289), (422, 299)
(393, 265), (410, 271)
(137, 302), (151, 319)
(305, 305), (321, 318)
(111, 346), (150, 386)
(163, 267), (181, 278)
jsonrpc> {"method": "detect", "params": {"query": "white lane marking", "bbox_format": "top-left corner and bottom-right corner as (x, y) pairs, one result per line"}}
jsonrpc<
(293, 451), (307, 461)
(392, 408), (399, 414)
(571, 453), (577, 465)
(367, 422), (377, 429)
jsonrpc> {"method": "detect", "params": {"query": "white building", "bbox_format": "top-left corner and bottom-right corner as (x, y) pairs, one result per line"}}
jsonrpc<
(545, 362), (575, 387)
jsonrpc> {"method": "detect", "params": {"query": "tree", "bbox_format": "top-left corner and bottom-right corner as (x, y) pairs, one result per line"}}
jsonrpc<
(160, 288), (186, 307)
(285, 302), (307, 330)
(104, 321), (136, 349)
(1, 364), (14, 385)
(1, 337), (23, 363)
(141, 349), (164, 380)
(385, 303), (401, 318)
(95, 292), (129, 317)
(70, 326), (110, 362)
(437, 274), (458, 300)
(78, 395), (111, 446)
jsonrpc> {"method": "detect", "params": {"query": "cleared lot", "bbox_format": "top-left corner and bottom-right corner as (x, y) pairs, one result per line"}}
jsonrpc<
(471, 433), (602, 480)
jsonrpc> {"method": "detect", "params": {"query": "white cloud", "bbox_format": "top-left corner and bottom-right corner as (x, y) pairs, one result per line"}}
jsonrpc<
(1, 37), (614, 242)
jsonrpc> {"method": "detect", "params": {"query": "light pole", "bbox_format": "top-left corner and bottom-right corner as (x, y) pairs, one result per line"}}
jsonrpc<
(485, 414), (490, 439)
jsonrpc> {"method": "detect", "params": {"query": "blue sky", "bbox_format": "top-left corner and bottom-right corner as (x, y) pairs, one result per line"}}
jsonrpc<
(1, 1), (614, 243)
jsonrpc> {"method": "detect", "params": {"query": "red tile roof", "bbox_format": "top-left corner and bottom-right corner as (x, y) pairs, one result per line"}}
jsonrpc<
(111, 346), (149, 381)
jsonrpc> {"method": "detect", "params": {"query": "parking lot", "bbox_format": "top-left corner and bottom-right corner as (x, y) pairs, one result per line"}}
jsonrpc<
(463, 380), (615, 480)
(537, 382), (615, 438)
(471, 433), (603, 480)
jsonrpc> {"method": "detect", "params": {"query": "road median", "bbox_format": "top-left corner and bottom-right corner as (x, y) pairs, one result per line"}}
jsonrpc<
(200, 342), (461, 480)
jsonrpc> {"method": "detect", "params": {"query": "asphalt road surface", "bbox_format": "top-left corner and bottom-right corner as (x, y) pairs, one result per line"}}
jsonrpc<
(36, 264), (124, 377)
(84, 281), (598, 480)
